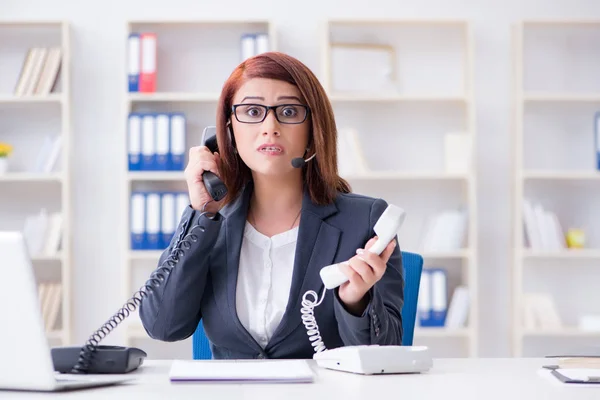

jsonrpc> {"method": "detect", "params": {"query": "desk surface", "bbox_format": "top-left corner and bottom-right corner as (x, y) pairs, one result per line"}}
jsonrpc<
(3, 358), (600, 399)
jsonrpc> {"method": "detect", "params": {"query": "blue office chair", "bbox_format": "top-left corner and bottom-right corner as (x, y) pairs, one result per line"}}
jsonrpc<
(192, 251), (423, 359)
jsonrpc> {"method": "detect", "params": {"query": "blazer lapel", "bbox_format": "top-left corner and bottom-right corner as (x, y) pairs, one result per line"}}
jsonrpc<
(219, 182), (263, 352)
(268, 190), (340, 347)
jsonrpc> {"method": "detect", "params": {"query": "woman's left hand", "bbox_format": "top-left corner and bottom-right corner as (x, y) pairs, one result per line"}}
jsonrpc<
(337, 236), (397, 315)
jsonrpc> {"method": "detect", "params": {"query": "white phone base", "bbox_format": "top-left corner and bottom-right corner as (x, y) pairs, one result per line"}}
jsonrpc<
(313, 345), (432, 375)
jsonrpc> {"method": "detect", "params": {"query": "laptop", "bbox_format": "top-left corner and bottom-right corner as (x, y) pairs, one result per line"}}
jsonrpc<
(0, 231), (132, 391)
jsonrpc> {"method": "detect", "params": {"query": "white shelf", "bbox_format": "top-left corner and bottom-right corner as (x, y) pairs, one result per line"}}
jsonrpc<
(324, 19), (477, 358)
(0, 93), (64, 103)
(521, 170), (600, 180)
(421, 249), (473, 259)
(521, 328), (600, 337)
(512, 20), (600, 357)
(0, 21), (72, 346)
(46, 330), (65, 340)
(522, 249), (600, 259)
(32, 253), (64, 262)
(329, 94), (468, 103)
(0, 173), (64, 182)
(128, 172), (184, 182)
(128, 250), (163, 261)
(128, 92), (219, 103)
(523, 93), (600, 102)
(414, 327), (471, 338)
(342, 172), (471, 181)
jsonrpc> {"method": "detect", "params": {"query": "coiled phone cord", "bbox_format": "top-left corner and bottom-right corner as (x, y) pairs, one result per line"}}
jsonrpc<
(300, 287), (328, 353)
(69, 204), (217, 374)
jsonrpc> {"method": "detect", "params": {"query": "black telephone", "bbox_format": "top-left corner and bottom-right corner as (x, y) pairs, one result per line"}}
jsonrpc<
(50, 126), (226, 374)
(200, 126), (227, 202)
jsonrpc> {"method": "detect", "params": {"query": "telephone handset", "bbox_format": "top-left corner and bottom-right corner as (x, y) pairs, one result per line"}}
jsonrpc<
(300, 204), (406, 354)
(200, 126), (227, 202)
(50, 127), (225, 375)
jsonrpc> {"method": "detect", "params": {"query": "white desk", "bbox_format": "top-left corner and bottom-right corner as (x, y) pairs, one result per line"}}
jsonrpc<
(3, 358), (599, 399)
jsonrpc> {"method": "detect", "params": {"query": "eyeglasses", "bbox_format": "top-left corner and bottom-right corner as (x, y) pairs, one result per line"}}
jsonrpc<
(231, 103), (310, 124)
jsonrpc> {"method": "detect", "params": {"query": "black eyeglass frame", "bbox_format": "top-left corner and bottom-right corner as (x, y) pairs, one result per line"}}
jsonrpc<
(231, 103), (311, 124)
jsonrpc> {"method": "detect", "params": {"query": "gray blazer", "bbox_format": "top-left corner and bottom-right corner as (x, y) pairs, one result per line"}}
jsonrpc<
(139, 182), (404, 359)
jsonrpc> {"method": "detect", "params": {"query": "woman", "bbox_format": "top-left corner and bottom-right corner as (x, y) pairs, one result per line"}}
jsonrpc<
(139, 52), (404, 360)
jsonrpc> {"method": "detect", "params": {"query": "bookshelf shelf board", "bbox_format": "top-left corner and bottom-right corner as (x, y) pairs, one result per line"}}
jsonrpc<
(128, 250), (163, 261)
(329, 94), (469, 103)
(522, 249), (600, 259)
(523, 93), (600, 102)
(0, 94), (64, 104)
(46, 330), (64, 340)
(127, 172), (185, 182)
(0, 173), (63, 182)
(421, 250), (472, 259)
(521, 328), (600, 337)
(414, 327), (471, 337)
(128, 92), (220, 103)
(32, 254), (63, 262)
(522, 171), (600, 180)
(343, 172), (472, 181)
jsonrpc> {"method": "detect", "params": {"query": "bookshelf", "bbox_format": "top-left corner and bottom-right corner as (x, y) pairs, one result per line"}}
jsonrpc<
(512, 20), (600, 357)
(122, 19), (276, 360)
(0, 21), (71, 346)
(322, 19), (477, 357)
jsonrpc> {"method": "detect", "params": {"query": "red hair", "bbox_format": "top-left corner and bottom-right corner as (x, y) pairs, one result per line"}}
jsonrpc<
(216, 51), (351, 206)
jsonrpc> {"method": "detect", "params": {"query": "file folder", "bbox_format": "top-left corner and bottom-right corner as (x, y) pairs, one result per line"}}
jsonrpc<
(169, 114), (186, 171)
(140, 33), (157, 93)
(155, 113), (170, 171)
(130, 192), (145, 250)
(127, 33), (140, 92)
(145, 192), (161, 250)
(160, 192), (176, 249)
(128, 113), (142, 171)
(595, 112), (600, 171)
(141, 114), (156, 171)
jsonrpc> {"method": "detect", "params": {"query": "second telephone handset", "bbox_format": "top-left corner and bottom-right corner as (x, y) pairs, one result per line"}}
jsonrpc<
(201, 126), (227, 202)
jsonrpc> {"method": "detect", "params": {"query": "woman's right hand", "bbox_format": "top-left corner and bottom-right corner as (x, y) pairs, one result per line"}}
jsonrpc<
(184, 145), (224, 214)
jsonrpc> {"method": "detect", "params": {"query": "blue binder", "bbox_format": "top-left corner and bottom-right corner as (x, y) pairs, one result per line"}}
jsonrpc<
(595, 112), (600, 171)
(128, 113), (142, 171)
(169, 113), (186, 171)
(128, 33), (140, 92)
(130, 192), (146, 250)
(141, 114), (156, 171)
(145, 192), (161, 250)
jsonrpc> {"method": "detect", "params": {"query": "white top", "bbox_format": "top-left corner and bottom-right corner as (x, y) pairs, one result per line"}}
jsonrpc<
(235, 222), (298, 348)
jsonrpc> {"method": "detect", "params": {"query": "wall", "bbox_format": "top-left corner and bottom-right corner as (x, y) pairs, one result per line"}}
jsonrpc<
(3, 0), (599, 357)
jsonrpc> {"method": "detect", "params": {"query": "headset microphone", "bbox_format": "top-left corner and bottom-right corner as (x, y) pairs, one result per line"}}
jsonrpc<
(291, 153), (316, 168)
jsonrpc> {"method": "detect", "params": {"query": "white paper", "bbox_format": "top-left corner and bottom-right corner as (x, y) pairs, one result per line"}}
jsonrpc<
(169, 360), (315, 383)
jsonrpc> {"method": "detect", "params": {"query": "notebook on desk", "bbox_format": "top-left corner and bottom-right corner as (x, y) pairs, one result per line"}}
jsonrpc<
(169, 360), (315, 383)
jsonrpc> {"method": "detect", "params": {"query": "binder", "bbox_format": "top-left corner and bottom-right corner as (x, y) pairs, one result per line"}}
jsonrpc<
(141, 114), (156, 171)
(160, 192), (176, 249)
(176, 192), (190, 220)
(255, 33), (269, 54)
(240, 34), (255, 61)
(417, 269), (431, 326)
(130, 192), (145, 250)
(127, 33), (140, 92)
(128, 113), (142, 171)
(169, 113), (186, 171)
(140, 33), (157, 92)
(155, 113), (170, 171)
(430, 268), (448, 327)
(595, 112), (600, 171)
(145, 192), (161, 250)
